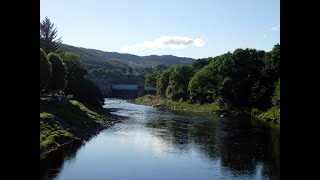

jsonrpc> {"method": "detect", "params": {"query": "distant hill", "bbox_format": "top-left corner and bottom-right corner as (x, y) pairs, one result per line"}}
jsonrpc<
(60, 44), (196, 69)
(85, 49), (196, 67)
(59, 44), (130, 71)
(143, 55), (196, 66)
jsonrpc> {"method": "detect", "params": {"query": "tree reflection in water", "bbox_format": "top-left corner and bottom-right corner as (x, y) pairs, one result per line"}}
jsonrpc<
(40, 140), (84, 180)
(146, 113), (280, 179)
(41, 106), (280, 180)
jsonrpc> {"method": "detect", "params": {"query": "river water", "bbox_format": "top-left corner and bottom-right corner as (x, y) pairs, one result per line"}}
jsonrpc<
(40, 98), (280, 180)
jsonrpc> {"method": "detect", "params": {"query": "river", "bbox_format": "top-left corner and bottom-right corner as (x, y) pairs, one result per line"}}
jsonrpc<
(40, 98), (280, 180)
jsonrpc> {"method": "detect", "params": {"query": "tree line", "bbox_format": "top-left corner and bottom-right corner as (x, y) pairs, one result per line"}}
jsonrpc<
(87, 63), (168, 82)
(40, 17), (103, 107)
(145, 44), (280, 111)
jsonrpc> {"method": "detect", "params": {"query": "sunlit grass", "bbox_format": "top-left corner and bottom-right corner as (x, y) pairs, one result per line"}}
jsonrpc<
(136, 95), (221, 112)
(40, 100), (106, 130)
(40, 100), (107, 152)
(251, 106), (280, 124)
(40, 121), (73, 149)
(70, 100), (106, 123)
(257, 106), (280, 123)
(40, 112), (54, 118)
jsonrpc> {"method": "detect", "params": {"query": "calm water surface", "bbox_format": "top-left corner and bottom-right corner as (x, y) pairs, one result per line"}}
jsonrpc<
(40, 98), (280, 180)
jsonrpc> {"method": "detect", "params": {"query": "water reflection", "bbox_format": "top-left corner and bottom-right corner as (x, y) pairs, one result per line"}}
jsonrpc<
(41, 99), (279, 180)
(146, 114), (280, 179)
(40, 141), (84, 180)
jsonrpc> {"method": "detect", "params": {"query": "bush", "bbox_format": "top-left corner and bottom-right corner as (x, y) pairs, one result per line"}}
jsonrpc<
(272, 79), (280, 107)
(47, 53), (67, 91)
(73, 79), (103, 107)
(40, 48), (52, 91)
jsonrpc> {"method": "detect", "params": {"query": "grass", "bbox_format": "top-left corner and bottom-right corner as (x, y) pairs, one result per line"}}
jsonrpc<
(135, 95), (221, 112)
(40, 112), (55, 118)
(137, 95), (280, 126)
(251, 106), (280, 124)
(40, 100), (106, 130)
(69, 100), (107, 124)
(40, 100), (108, 154)
(40, 121), (73, 150)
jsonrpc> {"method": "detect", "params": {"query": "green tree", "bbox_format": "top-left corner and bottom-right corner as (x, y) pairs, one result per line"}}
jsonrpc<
(63, 52), (103, 106)
(191, 58), (211, 70)
(156, 68), (172, 98)
(154, 64), (168, 71)
(256, 44), (280, 108)
(74, 79), (104, 107)
(272, 79), (280, 107)
(40, 48), (52, 91)
(262, 44), (280, 82)
(166, 66), (194, 101)
(219, 77), (233, 107)
(63, 52), (87, 95)
(189, 60), (223, 103)
(188, 53), (231, 104)
(47, 53), (67, 92)
(63, 53), (87, 80)
(145, 71), (159, 88)
(89, 68), (108, 76)
(221, 49), (265, 107)
(40, 17), (62, 54)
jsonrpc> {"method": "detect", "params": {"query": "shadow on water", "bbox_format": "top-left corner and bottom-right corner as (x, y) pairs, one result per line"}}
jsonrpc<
(146, 112), (280, 179)
(42, 99), (280, 180)
(40, 141), (84, 180)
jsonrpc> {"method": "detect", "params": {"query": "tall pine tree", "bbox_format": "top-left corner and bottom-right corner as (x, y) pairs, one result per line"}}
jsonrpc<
(40, 17), (62, 54)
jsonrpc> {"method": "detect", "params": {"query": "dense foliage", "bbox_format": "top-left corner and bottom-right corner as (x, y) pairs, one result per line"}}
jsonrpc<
(62, 52), (103, 106)
(40, 48), (52, 91)
(71, 79), (104, 106)
(145, 71), (159, 88)
(40, 46), (103, 106)
(40, 17), (62, 54)
(156, 68), (172, 98)
(47, 53), (67, 91)
(221, 49), (266, 107)
(272, 79), (280, 107)
(146, 44), (280, 111)
(62, 53), (87, 83)
(166, 66), (194, 101)
(189, 54), (229, 104)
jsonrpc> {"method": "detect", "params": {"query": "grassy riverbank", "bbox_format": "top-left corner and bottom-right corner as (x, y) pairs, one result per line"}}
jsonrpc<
(251, 106), (280, 124)
(40, 99), (115, 158)
(134, 95), (280, 125)
(134, 95), (221, 112)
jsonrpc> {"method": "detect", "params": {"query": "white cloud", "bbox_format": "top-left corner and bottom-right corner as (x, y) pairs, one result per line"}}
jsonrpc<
(271, 24), (280, 31)
(120, 36), (206, 52)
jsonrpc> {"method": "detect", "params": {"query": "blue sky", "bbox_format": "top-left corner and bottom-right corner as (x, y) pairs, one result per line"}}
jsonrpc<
(40, 0), (280, 59)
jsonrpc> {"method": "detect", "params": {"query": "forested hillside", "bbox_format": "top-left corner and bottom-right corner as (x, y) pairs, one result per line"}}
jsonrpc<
(60, 44), (195, 68)
(59, 44), (130, 71)
(59, 43), (196, 81)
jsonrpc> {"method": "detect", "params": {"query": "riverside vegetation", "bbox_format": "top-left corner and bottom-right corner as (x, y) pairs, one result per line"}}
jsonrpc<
(40, 17), (279, 158)
(137, 44), (280, 124)
(40, 17), (117, 158)
(40, 99), (118, 159)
